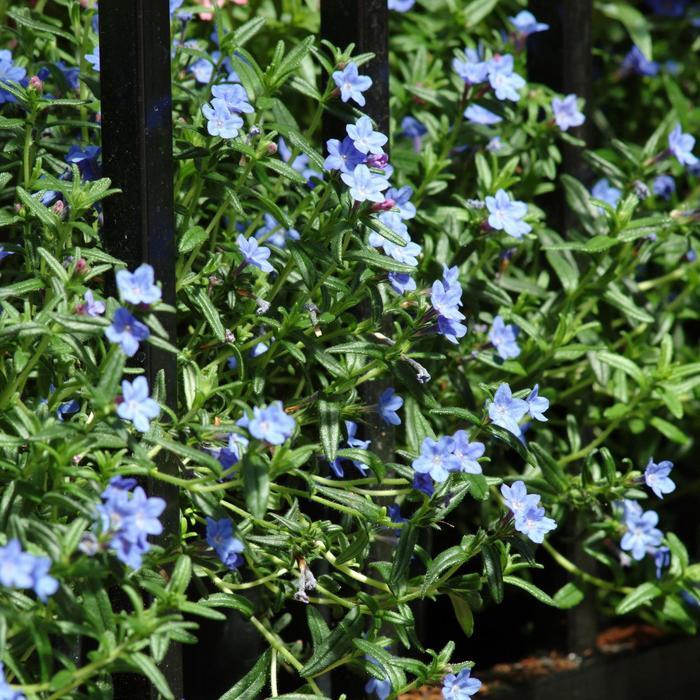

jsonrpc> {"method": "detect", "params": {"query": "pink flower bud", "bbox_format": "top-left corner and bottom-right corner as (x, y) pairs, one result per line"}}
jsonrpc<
(371, 198), (395, 213)
(28, 76), (43, 92)
(266, 142), (278, 155)
(367, 153), (389, 168)
(52, 200), (66, 217)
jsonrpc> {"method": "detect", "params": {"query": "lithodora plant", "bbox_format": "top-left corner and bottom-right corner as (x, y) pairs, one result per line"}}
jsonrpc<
(1, 1), (700, 699)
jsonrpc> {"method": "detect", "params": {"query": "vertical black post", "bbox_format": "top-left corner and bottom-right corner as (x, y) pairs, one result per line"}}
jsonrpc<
(98, 1), (182, 697)
(321, 0), (390, 138)
(529, 0), (597, 656)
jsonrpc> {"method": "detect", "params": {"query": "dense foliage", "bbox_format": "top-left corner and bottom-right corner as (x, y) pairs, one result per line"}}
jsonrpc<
(1, 1), (700, 698)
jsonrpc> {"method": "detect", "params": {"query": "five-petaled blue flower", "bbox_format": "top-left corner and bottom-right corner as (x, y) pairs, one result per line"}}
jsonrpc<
(242, 401), (296, 444)
(526, 384), (549, 422)
(488, 315), (520, 360)
(78, 290), (106, 317)
(552, 94), (585, 132)
(202, 98), (244, 138)
(117, 376), (160, 433)
(451, 430), (485, 474)
(644, 458), (676, 499)
(211, 82), (254, 114)
(412, 436), (461, 483)
(591, 178), (622, 210)
(509, 10), (550, 36)
(621, 508), (663, 561)
(502, 481), (556, 543)
(464, 104), (502, 125)
(116, 263), (162, 306)
(388, 272), (417, 295)
(332, 62), (373, 106)
(668, 123), (697, 166)
(485, 189), (531, 238)
(341, 164), (390, 203)
(652, 174), (675, 199)
(105, 307), (150, 357)
(0, 539), (59, 603)
(0, 49), (27, 104)
(453, 47), (489, 85)
(324, 136), (366, 173)
(206, 518), (245, 570)
(346, 116), (388, 155)
(488, 383), (528, 435)
(442, 668), (482, 699)
(487, 54), (526, 102)
(237, 234), (274, 273)
(377, 388), (403, 426)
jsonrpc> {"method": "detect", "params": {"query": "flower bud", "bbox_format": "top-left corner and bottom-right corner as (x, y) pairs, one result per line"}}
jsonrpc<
(371, 198), (395, 213)
(265, 142), (278, 155)
(367, 153), (389, 168)
(28, 75), (43, 93)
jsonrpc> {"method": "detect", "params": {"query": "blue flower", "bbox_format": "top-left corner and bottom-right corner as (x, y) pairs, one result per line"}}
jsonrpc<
(646, 0), (688, 17)
(212, 432), (249, 470)
(526, 384), (549, 422)
(369, 212), (422, 267)
(0, 49), (27, 103)
(346, 116), (388, 155)
(105, 307), (150, 357)
(488, 315), (520, 360)
(255, 213), (300, 248)
(442, 668), (482, 699)
(591, 178), (621, 209)
(85, 44), (100, 72)
(552, 94), (585, 132)
(451, 430), (485, 474)
(211, 82), (254, 114)
(206, 518), (245, 570)
(621, 509), (663, 561)
(116, 263), (162, 305)
(190, 55), (214, 83)
(385, 186), (416, 219)
(97, 479), (165, 570)
(413, 472), (434, 496)
(387, 272), (416, 294)
(486, 189), (531, 239)
(332, 62), (372, 106)
(621, 46), (658, 77)
(453, 47), (489, 85)
(78, 290), (106, 317)
(341, 164), (390, 203)
(487, 54), (526, 102)
(509, 10), (549, 36)
(117, 376), (160, 433)
(400, 116), (427, 151)
(412, 436), (460, 483)
(244, 401), (296, 444)
(56, 398), (80, 421)
(501, 481), (541, 519)
(0, 660), (26, 699)
(431, 280), (465, 320)
(0, 245), (13, 261)
(202, 98), (244, 138)
(517, 504), (557, 543)
(250, 340), (270, 357)
(388, 0), (416, 11)
(66, 145), (101, 181)
(237, 234), (274, 273)
(387, 503), (408, 533)
(652, 174), (675, 199)
(644, 458), (676, 498)
(488, 383), (528, 435)
(464, 104), (502, 125)
(668, 123), (697, 166)
(377, 388), (403, 426)
(324, 136), (366, 173)
(365, 677), (392, 699)
(654, 546), (671, 578)
(0, 539), (58, 603)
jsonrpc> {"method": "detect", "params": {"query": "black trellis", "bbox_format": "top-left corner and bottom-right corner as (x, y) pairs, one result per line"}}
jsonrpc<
(95, 1), (594, 695)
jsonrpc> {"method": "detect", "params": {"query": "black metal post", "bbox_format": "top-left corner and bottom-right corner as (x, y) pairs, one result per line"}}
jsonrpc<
(98, 1), (182, 697)
(529, 0), (597, 656)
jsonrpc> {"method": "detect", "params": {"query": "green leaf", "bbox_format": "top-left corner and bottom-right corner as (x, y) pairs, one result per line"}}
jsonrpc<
(129, 653), (174, 699)
(200, 592), (254, 618)
(597, 351), (645, 385)
(168, 555), (192, 595)
(481, 542), (503, 604)
(463, 0), (499, 27)
(231, 17), (267, 47)
(219, 649), (271, 700)
(300, 607), (363, 677)
(191, 287), (226, 341)
(503, 576), (558, 607)
(615, 582), (662, 615)
(179, 225), (209, 253)
(650, 416), (689, 445)
(598, 3), (652, 60)
(553, 582), (584, 609)
(448, 593), (475, 637)
(17, 186), (60, 228)
(242, 452), (270, 519)
(306, 605), (330, 651)
(354, 639), (407, 692)
(37, 247), (69, 283)
(318, 398), (340, 462)
(421, 546), (472, 597)
(390, 521), (418, 591)
(7, 7), (77, 43)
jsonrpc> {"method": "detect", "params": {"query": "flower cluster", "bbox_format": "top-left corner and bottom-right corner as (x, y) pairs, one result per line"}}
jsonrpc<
(237, 401), (296, 445)
(92, 477), (166, 570)
(0, 539), (58, 603)
(430, 265), (467, 344)
(202, 76), (254, 139)
(501, 481), (556, 543)
(411, 431), (485, 486)
(487, 383), (548, 436)
(619, 500), (664, 562)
